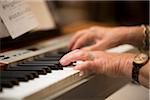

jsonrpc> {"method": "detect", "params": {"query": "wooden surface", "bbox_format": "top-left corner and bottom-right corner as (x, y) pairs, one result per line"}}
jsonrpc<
(60, 21), (116, 34)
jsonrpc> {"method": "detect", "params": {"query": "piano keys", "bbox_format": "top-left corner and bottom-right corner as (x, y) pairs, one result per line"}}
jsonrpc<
(0, 35), (136, 100)
(1, 48), (69, 89)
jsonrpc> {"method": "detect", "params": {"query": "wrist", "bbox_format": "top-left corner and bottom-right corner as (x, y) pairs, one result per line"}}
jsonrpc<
(110, 26), (143, 46)
(140, 25), (149, 51)
(123, 26), (145, 47)
(119, 53), (135, 79)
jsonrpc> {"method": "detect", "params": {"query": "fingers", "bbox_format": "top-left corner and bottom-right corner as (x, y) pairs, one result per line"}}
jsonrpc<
(60, 49), (90, 66)
(69, 26), (110, 51)
(81, 44), (100, 51)
(74, 61), (93, 71)
(74, 61), (95, 76)
(71, 32), (95, 50)
(69, 30), (87, 50)
(81, 40), (107, 51)
(69, 29), (96, 50)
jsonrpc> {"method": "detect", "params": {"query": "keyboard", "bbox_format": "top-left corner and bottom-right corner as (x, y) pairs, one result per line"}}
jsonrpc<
(0, 34), (136, 100)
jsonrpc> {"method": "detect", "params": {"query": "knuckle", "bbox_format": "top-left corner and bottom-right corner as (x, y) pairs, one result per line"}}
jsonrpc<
(87, 61), (92, 67)
(78, 51), (84, 57)
(77, 29), (87, 34)
(74, 49), (80, 52)
(90, 26), (99, 30)
(79, 51), (87, 58)
(76, 31), (82, 35)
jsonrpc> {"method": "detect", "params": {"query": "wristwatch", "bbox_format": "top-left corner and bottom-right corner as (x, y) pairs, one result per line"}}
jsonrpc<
(132, 53), (149, 83)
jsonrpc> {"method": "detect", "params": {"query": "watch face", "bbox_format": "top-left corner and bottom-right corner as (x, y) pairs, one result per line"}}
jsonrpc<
(134, 53), (149, 64)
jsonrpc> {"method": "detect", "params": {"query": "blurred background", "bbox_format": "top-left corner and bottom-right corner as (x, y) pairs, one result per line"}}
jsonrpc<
(1, 0), (149, 49)
(47, 1), (149, 29)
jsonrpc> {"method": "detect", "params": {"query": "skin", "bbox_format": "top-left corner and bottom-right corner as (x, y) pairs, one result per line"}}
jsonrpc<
(69, 26), (145, 51)
(60, 49), (135, 77)
(60, 49), (149, 88)
(60, 25), (149, 88)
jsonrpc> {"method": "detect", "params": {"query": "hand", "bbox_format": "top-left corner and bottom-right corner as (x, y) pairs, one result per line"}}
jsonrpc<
(60, 49), (135, 78)
(69, 26), (145, 51)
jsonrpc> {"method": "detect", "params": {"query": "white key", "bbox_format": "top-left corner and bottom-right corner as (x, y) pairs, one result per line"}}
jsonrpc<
(0, 67), (83, 100)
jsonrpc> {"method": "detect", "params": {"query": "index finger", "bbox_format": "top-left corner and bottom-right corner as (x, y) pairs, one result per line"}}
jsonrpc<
(69, 30), (88, 50)
(59, 49), (90, 66)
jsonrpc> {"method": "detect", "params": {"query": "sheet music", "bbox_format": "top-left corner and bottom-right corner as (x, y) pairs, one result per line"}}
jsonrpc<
(0, 0), (38, 39)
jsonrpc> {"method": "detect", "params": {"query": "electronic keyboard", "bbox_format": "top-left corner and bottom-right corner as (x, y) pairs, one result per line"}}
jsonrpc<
(0, 34), (137, 100)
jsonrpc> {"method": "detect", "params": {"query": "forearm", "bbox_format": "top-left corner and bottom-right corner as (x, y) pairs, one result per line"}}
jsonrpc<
(114, 26), (145, 48)
(119, 53), (135, 79)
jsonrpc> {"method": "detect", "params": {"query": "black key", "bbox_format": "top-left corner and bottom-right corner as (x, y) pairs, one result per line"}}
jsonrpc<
(19, 63), (61, 70)
(24, 61), (62, 68)
(25, 61), (62, 69)
(6, 66), (47, 75)
(35, 57), (61, 61)
(3, 71), (39, 78)
(19, 63), (53, 66)
(23, 61), (63, 70)
(0, 80), (13, 88)
(40, 61), (64, 70)
(46, 64), (62, 70)
(1, 77), (28, 82)
(20, 71), (39, 78)
(17, 65), (52, 73)
(0, 55), (5, 58)
(1, 71), (28, 79)
(1, 78), (19, 85)
(57, 50), (70, 54)
(27, 71), (39, 78)
(25, 61), (60, 64)
(0, 72), (29, 81)
(0, 87), (2, 92)
(57, 48), (70, 53)
(1, 71), (35, 80)
(45, 53), (64, 58)
(1, 56), (10, 60)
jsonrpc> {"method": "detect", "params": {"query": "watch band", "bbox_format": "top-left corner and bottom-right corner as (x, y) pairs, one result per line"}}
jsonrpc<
(141, 25), (149, 51)
(132, 63), (141, 83)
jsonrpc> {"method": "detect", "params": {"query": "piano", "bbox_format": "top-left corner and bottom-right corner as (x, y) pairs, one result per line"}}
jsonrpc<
(0, 1), (148, 100)
(0, 33), (144, 100)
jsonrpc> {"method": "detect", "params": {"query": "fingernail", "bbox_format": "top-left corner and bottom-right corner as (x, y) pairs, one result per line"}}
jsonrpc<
(73, 66), (79, 70)
(59, 59), (65, 65)
(79, 71), (84, 76)
(59, 59), (63, 63)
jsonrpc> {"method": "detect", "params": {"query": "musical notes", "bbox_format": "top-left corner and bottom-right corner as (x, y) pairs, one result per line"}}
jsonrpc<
(0, 0), (38, 39)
